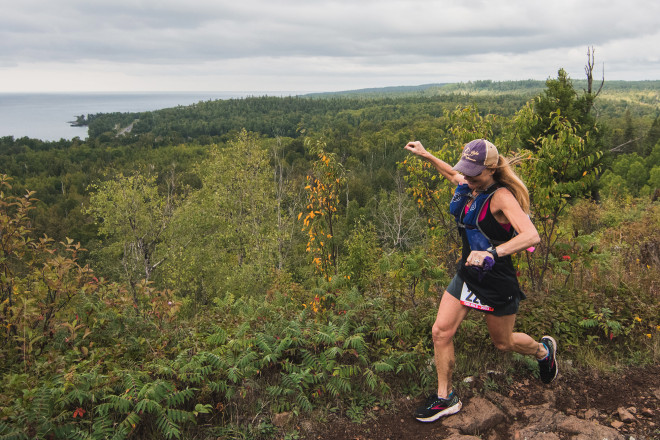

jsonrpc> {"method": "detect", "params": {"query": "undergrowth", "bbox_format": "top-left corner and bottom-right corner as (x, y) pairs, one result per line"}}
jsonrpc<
(1, 176), (658, 439)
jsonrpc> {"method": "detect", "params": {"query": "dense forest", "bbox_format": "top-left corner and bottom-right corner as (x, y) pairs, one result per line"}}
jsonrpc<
(0, 68), (658, 439)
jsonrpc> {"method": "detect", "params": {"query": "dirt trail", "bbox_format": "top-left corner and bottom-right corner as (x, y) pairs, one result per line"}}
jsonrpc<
(302, 364), (659, 439)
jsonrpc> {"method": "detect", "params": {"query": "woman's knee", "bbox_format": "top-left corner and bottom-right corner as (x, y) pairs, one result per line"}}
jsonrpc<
(491, 337), (512, 352)
(432, 321), (456, 345)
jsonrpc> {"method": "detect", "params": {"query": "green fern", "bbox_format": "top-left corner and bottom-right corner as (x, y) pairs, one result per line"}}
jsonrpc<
(206, 327), (228, 346)
(343, 334), (366, 352)
(363, 368), (378, 391)
(372, 360), (396, 373)
(0, 422), (28, 440)
(166, 388), (195, 407)
(156, 413), (182, 440)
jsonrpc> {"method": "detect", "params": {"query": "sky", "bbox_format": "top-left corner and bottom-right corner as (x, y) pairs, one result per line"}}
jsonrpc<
(2, 0), (660, 93)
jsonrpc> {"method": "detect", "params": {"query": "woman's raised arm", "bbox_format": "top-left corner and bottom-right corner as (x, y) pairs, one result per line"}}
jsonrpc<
(404, 141), (466, 186)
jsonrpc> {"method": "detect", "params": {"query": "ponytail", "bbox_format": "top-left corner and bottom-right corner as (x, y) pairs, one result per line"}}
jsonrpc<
(490, 155), (530, 214)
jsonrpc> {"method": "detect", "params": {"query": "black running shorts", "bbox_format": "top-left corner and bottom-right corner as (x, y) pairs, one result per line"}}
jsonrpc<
(446, 273), (521, 316)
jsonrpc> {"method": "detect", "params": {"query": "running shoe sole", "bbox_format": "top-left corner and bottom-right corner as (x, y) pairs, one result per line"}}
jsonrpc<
(540, 335), (558, 383)
(415, 400), (463, 422)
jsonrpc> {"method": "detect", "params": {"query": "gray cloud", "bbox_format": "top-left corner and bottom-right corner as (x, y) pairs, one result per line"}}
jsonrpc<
(1, 0), (659, 91)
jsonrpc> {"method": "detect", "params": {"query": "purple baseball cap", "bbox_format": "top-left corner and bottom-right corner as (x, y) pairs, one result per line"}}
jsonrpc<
(452, 139), (499, 176)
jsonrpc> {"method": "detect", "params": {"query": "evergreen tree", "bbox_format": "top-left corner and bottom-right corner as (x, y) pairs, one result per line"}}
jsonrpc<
(622, 108), (639, 153)
(521, 68), (605, 198)
(643, 115), (660, 156)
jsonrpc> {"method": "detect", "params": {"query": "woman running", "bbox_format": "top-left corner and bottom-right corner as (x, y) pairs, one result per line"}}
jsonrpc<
(404, 139), (558, 422)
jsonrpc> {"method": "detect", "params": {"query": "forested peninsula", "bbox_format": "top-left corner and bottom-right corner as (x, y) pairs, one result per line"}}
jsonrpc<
(1, 72), (658, 439)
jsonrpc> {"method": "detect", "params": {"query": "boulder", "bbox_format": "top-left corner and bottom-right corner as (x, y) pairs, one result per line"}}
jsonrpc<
(443, 397), (505, 435)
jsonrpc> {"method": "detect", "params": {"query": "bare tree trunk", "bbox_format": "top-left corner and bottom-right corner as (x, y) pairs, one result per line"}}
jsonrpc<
(584, 46), (604, 100)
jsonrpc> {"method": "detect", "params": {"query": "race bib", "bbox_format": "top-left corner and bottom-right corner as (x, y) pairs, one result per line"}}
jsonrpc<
(460, 283), (494, 312)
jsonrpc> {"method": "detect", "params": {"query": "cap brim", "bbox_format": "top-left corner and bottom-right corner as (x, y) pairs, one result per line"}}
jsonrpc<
(452, 159), (486, 177)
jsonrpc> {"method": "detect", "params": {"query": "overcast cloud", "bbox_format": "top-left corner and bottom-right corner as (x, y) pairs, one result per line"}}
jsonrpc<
(1, 0), (659, 92)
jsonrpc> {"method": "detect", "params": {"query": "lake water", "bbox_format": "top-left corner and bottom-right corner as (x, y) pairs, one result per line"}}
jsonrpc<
(0, 91), (301, 141)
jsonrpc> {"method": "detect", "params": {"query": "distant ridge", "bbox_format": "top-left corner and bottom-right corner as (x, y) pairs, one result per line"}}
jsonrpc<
(302, 79), (660, 100)
(304, 83), (448, 98)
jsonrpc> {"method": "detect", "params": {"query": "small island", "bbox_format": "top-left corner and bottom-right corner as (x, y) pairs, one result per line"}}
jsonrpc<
(68, 114), (88, 127)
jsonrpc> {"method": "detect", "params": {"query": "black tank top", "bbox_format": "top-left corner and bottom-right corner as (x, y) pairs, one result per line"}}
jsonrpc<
(456, 189), (526, 307)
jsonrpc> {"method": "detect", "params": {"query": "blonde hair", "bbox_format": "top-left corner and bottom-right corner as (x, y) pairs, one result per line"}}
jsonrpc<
(489, 155), (530, 214)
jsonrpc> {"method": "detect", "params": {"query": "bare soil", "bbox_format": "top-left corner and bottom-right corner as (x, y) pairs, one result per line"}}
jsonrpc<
(302, 364), (660, 439)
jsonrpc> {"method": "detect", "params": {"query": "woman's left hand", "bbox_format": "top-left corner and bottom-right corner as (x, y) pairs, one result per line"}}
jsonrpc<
(466, 250), (491, 267)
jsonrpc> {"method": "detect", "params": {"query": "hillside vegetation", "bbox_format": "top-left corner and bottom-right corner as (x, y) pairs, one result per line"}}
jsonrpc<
(0, 72), (658, 439)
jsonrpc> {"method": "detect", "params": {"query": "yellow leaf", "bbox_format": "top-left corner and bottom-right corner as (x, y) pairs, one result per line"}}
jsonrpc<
(297, 212), (303, 220)
(582, 171), (587, 176)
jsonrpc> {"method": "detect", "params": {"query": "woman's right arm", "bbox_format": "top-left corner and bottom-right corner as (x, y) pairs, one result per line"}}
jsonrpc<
(404, 141), (466, 186)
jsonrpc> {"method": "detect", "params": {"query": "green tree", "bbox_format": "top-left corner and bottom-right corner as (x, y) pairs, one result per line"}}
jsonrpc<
(340, 221), (380, 292)
(515, 105), (602, 287)
(86, 172), (175, 307)
(648, 166), (660, 190)
(626, 161), (649, 191)
(521, 68), (604, 198)
(643, 116), (660, 156)
(622, 108), (639, 153)
(163, 130), (278, 308)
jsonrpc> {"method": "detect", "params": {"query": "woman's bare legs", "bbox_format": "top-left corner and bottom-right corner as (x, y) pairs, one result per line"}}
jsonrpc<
(432, 294), (550, 400)
(484, 313), (548, 358)
(432, 292), (470, 398)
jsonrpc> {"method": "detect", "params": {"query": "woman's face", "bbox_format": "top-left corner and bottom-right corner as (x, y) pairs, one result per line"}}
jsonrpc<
(464, 168), (496, 191)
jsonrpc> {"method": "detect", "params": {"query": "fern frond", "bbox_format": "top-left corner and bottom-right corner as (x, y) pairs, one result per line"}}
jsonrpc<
(295, 393), (312, 412)
(314, 331), (337, 346)
(166, 409), (195, 424)
(343, 334), (366, 352)
(372, 326), (395, 340)
(372, 360), (395, 373)
(156, 413), (181, 440)
(100, 395), (132, 414)
(134, 398), (163, 415)
(363, 368), (377, 391)
(116, 412), (141, 439)
(579, 319), (598, 328)
(166, 388), (195, 407)
(202, 351), (224, 369)
(395, 319), (414, 338)
(236, 351), (258, 369)
(206, 328), (228, 346)
(323, 345), (343, 360)
(300, 350), (320, 370)
(208, 380), (228, 394)
(0, 421), (28, 440)
(328, 376), (351, 394)
(91, 415), (114, 440)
